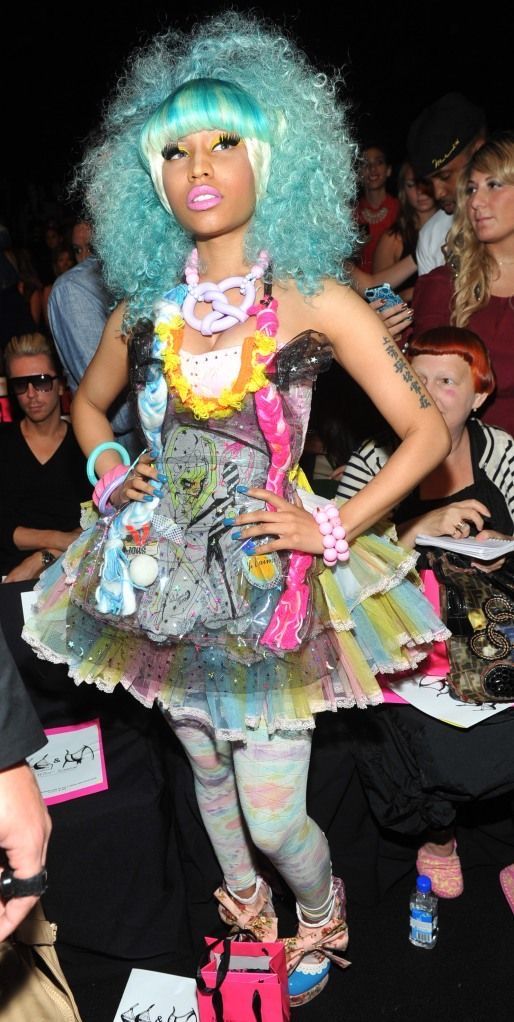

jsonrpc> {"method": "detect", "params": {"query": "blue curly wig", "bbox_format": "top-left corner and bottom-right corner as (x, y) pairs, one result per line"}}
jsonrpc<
(77, 11), (359, 322)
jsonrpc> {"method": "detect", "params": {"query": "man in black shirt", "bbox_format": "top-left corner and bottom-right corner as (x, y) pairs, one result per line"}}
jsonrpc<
(0, 333), (90, 581)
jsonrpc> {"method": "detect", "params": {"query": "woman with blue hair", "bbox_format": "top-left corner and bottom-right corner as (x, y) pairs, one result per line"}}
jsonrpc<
(24, 12), (450, 1003)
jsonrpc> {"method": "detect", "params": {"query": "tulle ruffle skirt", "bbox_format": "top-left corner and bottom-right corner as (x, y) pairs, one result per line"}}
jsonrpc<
(23, 519), (449, 741)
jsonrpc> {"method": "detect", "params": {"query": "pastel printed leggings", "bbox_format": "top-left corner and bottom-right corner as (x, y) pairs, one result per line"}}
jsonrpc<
(167, 717), (332, 917)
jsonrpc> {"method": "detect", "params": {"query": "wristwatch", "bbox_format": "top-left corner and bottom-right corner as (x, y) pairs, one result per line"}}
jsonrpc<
(41, 550), (56, 569)
(0, 868), (48, 901)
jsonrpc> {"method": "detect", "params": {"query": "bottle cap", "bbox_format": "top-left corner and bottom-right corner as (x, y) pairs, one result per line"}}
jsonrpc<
(416, 874), (432, 893)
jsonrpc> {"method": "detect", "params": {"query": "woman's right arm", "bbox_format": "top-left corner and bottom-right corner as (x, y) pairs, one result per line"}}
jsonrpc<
(336, 438), (390, 501)
(71, 303), (130, 478)
(372, 231), (403, 275)
(71, 303), (160, 505)
(349, 256), (417, 296)
(397, 500), (491, 549)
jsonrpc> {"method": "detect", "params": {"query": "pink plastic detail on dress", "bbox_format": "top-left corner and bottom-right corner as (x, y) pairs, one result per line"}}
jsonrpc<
(260, 553), (312, 650)
(251, 299), (314, 652)
(248, 299), (279, 338)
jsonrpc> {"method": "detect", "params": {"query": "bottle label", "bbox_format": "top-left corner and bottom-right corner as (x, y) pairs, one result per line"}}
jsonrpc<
(410, 907), (437, 943)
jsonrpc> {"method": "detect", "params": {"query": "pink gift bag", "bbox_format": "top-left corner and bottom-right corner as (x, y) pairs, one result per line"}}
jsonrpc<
(197, 936), (290, 1022)
(419, 568), (451, 676)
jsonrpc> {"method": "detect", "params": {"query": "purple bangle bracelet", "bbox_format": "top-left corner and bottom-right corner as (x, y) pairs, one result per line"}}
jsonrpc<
(93, 463), (130, 515)
(97, 473), (129, 515)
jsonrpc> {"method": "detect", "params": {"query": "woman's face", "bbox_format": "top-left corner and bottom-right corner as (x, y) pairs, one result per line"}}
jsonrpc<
(360, 148), (390, 192)
(466, 169), (514, 244)
(410, 353), (486, 435)
(403, 166), (435, 216)
(55, 250), (74, 275)
(161, 129), (256, 242)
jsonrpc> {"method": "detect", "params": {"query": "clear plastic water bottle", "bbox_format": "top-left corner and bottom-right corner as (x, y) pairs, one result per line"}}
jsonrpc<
(409, 874), (438, 948)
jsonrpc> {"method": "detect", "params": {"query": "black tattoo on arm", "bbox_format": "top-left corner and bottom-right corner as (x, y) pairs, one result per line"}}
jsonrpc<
(381, 337), (432, 409)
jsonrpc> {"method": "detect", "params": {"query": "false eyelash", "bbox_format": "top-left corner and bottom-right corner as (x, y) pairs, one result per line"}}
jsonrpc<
(161, 142), (181, 160)
(217, 132), (241, 148)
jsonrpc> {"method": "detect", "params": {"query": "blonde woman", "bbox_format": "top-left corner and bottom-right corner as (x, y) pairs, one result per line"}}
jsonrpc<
(412, 131), (514, 434)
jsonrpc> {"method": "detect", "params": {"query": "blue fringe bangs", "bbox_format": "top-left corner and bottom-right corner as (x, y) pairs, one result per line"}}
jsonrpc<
(139, 78), (272, 166)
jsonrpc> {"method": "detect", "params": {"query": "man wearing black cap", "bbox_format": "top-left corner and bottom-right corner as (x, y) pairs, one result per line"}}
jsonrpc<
(407, 92), (486, 275)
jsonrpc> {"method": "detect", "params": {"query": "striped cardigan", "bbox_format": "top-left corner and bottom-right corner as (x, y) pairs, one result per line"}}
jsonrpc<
(336, 419), (514, 525)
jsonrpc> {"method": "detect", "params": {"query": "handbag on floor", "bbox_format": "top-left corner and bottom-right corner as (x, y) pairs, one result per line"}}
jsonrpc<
(0, 902), (83, 1021)
(429, 550), (514, 704)
(196, 933), (289, 1022)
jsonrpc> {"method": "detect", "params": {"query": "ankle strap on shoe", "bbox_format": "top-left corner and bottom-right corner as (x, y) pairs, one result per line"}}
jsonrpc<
(296, 882), (335, 927)
(225, 876), (263, 905)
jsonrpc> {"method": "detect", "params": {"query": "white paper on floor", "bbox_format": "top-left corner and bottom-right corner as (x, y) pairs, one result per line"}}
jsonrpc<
(384, 672), (512, 728)
(27, 719), (108, 803)
(113, 970), (198, 1022)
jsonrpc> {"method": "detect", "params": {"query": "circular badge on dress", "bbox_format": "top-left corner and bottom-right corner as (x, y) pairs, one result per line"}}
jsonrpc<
(241, 549), (282, 590)
(129, 553), (159, 588)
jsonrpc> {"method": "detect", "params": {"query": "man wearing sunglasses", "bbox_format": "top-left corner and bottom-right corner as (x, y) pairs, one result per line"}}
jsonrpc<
(0, 333), (90, 582)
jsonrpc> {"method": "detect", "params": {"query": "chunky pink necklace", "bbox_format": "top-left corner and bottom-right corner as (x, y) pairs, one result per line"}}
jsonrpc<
(182, 248), (269, 336)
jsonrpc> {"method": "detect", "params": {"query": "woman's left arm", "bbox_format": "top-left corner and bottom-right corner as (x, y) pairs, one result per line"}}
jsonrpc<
(315, 282), (450, 539)
(233, 283), (450, 555)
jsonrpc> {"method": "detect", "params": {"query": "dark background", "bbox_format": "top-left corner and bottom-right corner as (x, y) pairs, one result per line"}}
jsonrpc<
(2, 0), (512, 232)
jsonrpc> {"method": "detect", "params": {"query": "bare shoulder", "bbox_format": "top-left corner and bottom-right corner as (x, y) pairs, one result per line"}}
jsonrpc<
(106, 300), (127, 330)
(101, 301), (128, 347)
(315, 276), (362, 309)
(274, 276), (360, 341)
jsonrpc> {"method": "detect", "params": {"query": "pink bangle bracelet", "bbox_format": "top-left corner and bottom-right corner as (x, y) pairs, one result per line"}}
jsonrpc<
(97, 474), (129, 515)
(93, 463), (129, 514)
(313, 503), (350, 566)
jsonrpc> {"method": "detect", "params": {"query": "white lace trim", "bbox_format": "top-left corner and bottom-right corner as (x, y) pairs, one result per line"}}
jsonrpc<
(294, 957), (330, 977)
(21, 629), (69, 667)
(16, 635), (386, 739)
(345, 551), (419, 609)
(22, 618), (448, 746)
(324, 619), (353, 634)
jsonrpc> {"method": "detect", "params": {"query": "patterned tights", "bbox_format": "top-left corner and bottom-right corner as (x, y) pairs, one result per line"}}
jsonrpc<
(166, 717), (332, 919)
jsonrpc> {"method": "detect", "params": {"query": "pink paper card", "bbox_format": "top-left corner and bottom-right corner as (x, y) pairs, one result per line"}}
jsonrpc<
(27, 719), (108, 805)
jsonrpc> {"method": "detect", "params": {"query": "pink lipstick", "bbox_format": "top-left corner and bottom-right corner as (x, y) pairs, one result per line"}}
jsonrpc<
(187, 185), (222, 211)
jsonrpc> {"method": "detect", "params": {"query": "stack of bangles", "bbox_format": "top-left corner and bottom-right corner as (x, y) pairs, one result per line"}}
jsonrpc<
(313, 503), (350, 566)
(87, 442), (132, 515)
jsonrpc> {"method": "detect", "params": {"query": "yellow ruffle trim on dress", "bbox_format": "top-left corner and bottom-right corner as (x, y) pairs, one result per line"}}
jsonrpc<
(156, 316), (276, 420)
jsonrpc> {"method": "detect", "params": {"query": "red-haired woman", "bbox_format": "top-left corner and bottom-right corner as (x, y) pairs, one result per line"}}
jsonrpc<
(337, 326), (514, 901)
(338, 326), (512, 547)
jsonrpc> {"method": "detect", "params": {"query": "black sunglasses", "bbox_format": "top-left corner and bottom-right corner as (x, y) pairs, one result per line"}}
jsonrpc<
(9, 374), (60, 395)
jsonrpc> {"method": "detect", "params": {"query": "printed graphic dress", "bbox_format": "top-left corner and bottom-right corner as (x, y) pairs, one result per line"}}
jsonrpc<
(23, 287), (449, 741)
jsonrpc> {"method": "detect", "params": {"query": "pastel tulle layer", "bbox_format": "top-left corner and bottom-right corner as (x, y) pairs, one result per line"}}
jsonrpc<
(23, 523), (449, 740)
